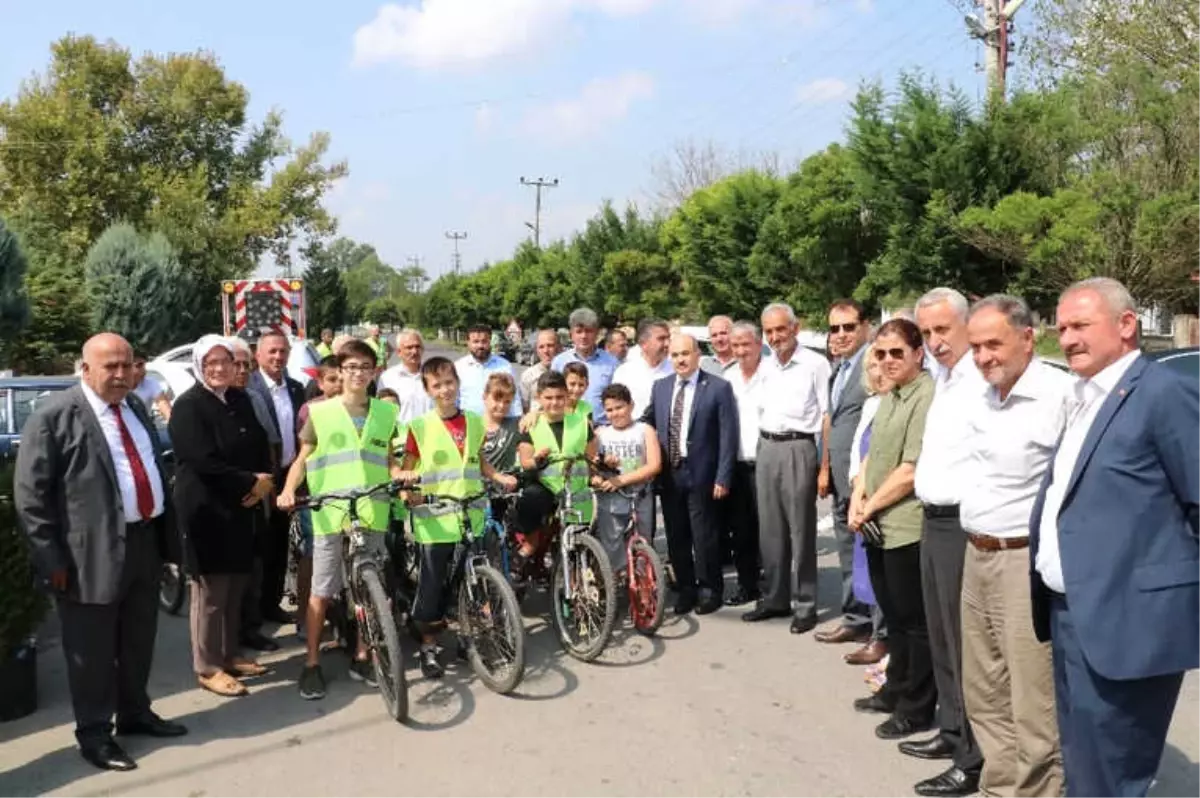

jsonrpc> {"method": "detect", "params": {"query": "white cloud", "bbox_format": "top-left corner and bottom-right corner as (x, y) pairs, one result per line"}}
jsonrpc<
(523, 72), (654, 142)
(795, 77), (853, 104)
(352, 0), (660, 70)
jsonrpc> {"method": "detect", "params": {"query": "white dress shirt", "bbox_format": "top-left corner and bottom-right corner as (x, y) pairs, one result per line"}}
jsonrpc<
(669, 372), (698, 458)
(378, 363), (433, 423)
(81, 383), (166, 523)
(758, 347), (831, 435)
(960, 359), (1073, 538)
(848, 394), (881, 483)
(455, 353), (521, 418)
(262, 372), (297, 465)
(913, 353), (987, 507)
(1035, 351), (1141, 593)
(613, 352), (674, 421)
(729, 361), (769, 461)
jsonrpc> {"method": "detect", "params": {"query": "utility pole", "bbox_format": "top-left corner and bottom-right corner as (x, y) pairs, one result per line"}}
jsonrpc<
(444, 231), (467, 274)
(519, 176), (558, 248)
(966, 0), (1025, 97)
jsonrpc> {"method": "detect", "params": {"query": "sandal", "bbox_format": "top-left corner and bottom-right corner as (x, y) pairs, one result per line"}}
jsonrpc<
(225, 658), (269, 678)
(199, 670), (249, 697)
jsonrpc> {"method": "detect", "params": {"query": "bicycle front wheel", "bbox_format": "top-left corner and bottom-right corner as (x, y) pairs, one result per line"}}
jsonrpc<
(458, 564), (525, 694)
(158, 563), (185, 615)
(359, 564), (409, 722)
(628, 537), (667, 636)
(551, 531), (618, 662)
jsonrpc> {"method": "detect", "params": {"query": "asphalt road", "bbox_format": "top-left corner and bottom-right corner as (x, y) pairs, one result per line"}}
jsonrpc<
(3, 343), (1196, 796)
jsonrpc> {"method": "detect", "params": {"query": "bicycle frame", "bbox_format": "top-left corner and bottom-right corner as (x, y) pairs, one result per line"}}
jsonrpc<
(421, 493), (492, 610)
(554, 458), (596, 603)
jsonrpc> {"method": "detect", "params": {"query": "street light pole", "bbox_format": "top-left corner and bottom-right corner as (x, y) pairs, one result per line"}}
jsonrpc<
(519, 176), (558, 248)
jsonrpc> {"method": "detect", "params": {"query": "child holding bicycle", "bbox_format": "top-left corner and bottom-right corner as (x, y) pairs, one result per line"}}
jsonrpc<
(514, 371), (600, 572)
(278, 341), (408, 701)
(400, 358), (517, 678)
(591, 383), (661, 573)
(562, 361), (594, 423)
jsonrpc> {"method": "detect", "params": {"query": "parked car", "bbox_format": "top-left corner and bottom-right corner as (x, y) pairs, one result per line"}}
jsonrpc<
(1148, 347), (1198, 379)
(153, 336), (321, 386)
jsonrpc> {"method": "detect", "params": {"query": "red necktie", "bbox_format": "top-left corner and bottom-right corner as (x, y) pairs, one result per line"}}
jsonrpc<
(112, 404), (156, 521)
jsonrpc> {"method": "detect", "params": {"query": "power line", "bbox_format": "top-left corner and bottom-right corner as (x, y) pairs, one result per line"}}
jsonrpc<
(519, 177), (557, 249)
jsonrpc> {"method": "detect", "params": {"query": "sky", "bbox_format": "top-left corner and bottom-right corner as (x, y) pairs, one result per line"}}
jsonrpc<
(2, 0), (996, 280)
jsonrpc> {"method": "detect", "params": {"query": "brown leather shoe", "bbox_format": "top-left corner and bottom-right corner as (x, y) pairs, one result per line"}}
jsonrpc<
(845, 640), (887, 665)
(815, 624), (871, 644)
(199, 671), (249, 697)
(225, 658), (269, 678)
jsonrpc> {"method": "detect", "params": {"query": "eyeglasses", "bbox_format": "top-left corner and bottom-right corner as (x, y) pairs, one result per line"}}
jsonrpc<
(829, 322), (859, 334)
(341, 365), (374, 374)
(873, 347), (908, 362)
(203, 358), (233, 370)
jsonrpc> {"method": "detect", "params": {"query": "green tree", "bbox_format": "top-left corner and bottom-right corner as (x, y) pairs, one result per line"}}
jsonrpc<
(362, 296), (404, 327)
(0, 35), (347, 354)
(302, 258), (348, 335)
(84, 223), (194, 356)
(661, 170), (783, 320)
(0, 219), (31, 367)
(596, 250), (682, 323)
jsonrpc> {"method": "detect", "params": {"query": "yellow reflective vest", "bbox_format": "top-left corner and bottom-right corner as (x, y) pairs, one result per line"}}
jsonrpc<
(305, 398), (399, 535)
(408, 411), (486, 544)
(530, 413), (593, 523)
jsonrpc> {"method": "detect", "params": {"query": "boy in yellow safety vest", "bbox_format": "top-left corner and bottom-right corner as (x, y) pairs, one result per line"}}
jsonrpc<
(514, 370), (600, 573)
(399, 357), (517, 678)
(278, 340), (410, 701)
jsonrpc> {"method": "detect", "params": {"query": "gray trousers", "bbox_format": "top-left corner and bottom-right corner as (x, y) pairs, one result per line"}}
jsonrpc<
(755, 437), (818, 618)
(832, 492), (887, 639)
(922, 512), (984, 772)
(190, 573), (249, 676)
(56, 525), (160, 743)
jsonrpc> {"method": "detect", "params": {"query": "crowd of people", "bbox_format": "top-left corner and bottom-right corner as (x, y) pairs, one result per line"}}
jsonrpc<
(12, 277), (1196, 798)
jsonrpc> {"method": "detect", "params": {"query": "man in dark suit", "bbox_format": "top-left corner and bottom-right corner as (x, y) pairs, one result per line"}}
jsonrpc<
(15, 333), (187, 771)
(1030, 277), (1198, 797)
(244, 330), (306, 637)
(643, 333), (738, 615)
(816, 299), (886, 665)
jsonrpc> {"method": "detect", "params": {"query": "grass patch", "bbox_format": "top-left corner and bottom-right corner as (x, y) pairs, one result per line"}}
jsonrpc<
(1035, 329), (1064, 361)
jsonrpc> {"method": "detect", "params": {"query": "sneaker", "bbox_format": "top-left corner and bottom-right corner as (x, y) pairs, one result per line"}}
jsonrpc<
(419, 646), (445, 679)
(348, 657), (378, 687)
(299, 664), (326, 700)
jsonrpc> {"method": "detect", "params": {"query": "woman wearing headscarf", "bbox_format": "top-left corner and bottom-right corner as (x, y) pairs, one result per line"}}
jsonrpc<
(170, 335), (275, 697)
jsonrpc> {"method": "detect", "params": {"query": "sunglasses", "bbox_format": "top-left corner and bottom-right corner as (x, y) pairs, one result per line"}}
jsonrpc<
(873, 347), (909, 362)
(829, 322), (859, 334)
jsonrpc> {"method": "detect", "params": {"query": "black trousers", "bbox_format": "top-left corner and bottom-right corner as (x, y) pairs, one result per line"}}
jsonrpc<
(57, 524), (161, 743)
(660, 468), (722, 601)
(866, 541), (936, 723)
(730, 461), (761, 594)
(922, 512), (983, 771)
(240, 509), (266, 632)
(259, 505), (291, 616)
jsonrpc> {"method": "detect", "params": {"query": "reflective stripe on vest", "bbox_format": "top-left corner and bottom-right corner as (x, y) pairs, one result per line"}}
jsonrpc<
(305, 398), (399, 536)
(392, 420), (408, 522)
(529, 414), (593, 523)
(409, 410), (485, 544)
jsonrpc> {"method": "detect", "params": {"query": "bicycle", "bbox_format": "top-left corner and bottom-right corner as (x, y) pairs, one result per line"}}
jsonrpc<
(159, 562), (186, 614)
(292, 479), (411, 722)
(609, 484), (667, 636)
(415, 489), (526, 694)
(516, 454), (618, 662)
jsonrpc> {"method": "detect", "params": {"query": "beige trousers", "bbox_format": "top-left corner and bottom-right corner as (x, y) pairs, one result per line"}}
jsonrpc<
(961, 544), (1063, 797)
(190, 574), (249, 676)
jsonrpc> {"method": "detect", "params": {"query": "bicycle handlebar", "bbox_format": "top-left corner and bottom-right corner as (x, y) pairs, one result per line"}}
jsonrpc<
(293, 477), (420, 511)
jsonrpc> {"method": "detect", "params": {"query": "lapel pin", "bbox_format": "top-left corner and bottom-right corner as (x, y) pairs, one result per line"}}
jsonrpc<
(1118, 388), (1127, 397)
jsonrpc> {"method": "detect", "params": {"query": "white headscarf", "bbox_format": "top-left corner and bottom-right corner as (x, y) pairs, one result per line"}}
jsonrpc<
(193, 334), (236, 399)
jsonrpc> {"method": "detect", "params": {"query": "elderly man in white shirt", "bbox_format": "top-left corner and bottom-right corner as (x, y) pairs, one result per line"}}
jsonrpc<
(378, 328), (433, 423)
(455, 324), (520, 418)
(615, 319), (673, 421)
(905, 287), (987, 797)
(742, 303), (831, 634)
(959, 295), (1070, 798)
(518, 329), (561, 412)
(724, 320), (769, 606)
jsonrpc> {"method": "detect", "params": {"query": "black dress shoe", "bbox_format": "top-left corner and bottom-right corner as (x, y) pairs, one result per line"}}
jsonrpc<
(898, 733), (956, 760)
(240, 631), (280, 652)
(673, 595), (696, 615)
(914, 766), (981, 797)
(80, 738), (137, 772)
(741, 604), (790, 623)
(724, 587), (760, 606)
(116, 713), (188, 737)
(875, 715), (934, 740)
(853, 693), (895, 714)
(789, 614), (818, 634)
(695, 597), (722, 615)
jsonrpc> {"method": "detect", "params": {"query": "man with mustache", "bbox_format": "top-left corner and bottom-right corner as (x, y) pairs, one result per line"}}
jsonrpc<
(907, 287), (986, 797)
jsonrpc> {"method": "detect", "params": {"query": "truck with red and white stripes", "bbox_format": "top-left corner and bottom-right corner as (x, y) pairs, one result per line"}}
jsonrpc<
(220, 278), (308, 342)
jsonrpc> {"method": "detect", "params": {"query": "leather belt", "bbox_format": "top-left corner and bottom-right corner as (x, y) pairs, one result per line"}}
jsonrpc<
(127, 518), (160, 531)
(760, 430), (814, 442)
(967, 532), (1029, 552)
(923, 503), (960, 519)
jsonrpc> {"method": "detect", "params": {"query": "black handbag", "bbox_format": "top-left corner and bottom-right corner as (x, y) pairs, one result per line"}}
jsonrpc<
(860, 519), (885, 548)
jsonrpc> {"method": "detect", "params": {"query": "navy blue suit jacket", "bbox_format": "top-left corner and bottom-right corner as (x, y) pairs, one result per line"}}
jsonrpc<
(1029, 356), (1199, 680)
(644, 370), (738, 492)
